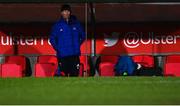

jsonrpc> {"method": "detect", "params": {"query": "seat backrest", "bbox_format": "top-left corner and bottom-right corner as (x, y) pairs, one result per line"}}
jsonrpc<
(79, 63), (84, 77)
(165, 63), (180, 76)
(166, 55), (180, 63)
(80, 55), (89, 71)
(99, 63), (115, 76)
(38, 55), (58, 65)
(5, 56), (26, 71)
(132, 55), (154, 67)
(100, 56), (119, 64)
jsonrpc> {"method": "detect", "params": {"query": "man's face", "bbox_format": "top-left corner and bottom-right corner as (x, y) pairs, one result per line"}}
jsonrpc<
(61, 10), (71, 19)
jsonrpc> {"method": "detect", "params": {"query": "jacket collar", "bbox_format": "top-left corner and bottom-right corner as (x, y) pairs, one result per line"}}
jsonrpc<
(59, 15), (77, 25)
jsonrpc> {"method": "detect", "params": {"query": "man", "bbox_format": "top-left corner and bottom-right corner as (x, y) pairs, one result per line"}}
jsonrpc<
(50, 4), (85, 76)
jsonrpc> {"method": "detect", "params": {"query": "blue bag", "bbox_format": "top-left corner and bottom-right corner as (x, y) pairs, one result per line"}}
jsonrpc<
(115, 56), (137, 76)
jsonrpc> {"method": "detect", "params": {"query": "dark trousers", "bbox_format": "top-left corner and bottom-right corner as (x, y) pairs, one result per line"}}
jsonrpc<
(58, 56), (80, 76)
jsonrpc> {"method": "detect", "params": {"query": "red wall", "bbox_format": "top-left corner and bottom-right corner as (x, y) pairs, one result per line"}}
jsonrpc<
(0, 23), (90, 55)
(1, 22), (180, 56)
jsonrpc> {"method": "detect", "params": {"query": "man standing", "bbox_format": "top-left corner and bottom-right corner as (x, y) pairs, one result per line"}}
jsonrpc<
(50, 4), (85, 76)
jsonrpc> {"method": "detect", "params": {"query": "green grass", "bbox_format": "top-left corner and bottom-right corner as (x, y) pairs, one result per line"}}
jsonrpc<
(0, 77), (180, 105)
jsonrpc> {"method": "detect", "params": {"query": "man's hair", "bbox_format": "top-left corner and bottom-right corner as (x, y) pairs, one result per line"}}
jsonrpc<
(61, 4), (71, 12)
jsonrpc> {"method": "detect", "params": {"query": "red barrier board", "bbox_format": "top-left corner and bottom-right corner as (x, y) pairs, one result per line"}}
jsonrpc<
(96, 23), (180, 55)
(0, 23), (180, 56)
(0, 24), (90, 55)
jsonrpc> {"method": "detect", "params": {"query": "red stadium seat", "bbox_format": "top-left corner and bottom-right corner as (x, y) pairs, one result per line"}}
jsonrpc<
(1, 56), (26, 78)
(79, 63), (84, 77)
(166, 55), (180, 63)
(99, 62), (115, 76)
(164, 55), (180, 76)
(79, 56), (90, 76)
(132, 56), (154, 67)
(99, 56), (118, 76)
(100, 56), (119, 63)
(35, 55), (58, 77)
(165, 63), (180, 76)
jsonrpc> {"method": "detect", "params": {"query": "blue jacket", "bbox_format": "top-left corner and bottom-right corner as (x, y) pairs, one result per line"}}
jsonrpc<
(50, 15), (85, 58)
(115, 56), (137, 75)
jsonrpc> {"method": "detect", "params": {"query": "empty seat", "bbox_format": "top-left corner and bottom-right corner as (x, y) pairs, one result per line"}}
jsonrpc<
(166, 55), (180, 63)
(1, 56), (26, 78)
(99, 62), (115, 76)
(79, 63), (84, 77)
(99, 56), (118, 76)
(164, 55), (180, 76)
(79, 56), (90, 76)
(165, 63), (180, 76)
(132, 56), (154, 67)
(100, 56), (119, 63)
(35, 55), (58, 77)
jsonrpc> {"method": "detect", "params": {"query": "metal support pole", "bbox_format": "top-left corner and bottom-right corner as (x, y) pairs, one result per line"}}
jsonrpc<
(89, 3), (96, 57)
(89, 3), (97, 76)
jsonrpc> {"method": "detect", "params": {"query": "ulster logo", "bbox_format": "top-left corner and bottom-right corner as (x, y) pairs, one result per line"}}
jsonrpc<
(123, 32), (180, 48)
(103, 32), (180, 49)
